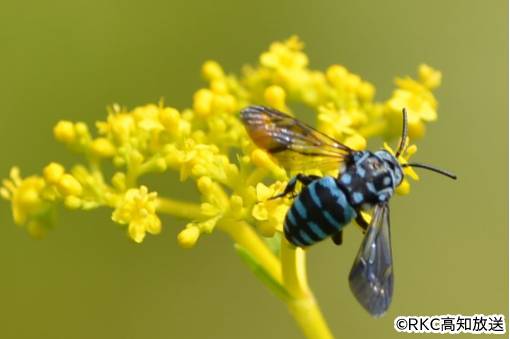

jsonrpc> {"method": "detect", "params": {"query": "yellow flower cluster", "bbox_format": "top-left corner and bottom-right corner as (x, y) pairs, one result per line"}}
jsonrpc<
(1, 36), (442, 245)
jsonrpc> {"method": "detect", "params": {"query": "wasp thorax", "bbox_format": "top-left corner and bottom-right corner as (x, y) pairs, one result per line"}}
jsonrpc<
(338, 151), (404, 209)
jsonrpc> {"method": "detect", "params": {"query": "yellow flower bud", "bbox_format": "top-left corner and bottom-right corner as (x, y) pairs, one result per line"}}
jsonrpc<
(58, 174), (83, 196)
(177, 226), (200, 248)
(264, 85), (286, 109)
(211, 80), (228, 94)
(74, 122), (89, 138)
(111, 172), (126, 191)
(64, 195), (82, 209)
(159, 107), (181, 133)
(131, 150), (144, 165)
(326, 65), (348, 86)
(202, 60), (224, 81)
(91, 138), (116, 158)
(19, 186), (40, 207)
(357, 81), (375, 101)
(53, 121), (76, 143)
(344, 73), (361, 92)
(212, 94), (235, 113)
(196, 176), (213, 195)
(43, 162), (65, 184)
(193, 89), (213, 116)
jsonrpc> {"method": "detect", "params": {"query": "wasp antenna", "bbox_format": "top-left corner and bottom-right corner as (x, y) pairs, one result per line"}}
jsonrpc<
(403, 162), (457, 180)
(395, 108), (408, 158)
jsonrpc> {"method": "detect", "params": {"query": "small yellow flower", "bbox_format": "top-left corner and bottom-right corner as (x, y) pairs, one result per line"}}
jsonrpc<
(260, 36), (308, 70)
(386, 65), (441, 139)
(317, 104), (367, 150)
(11, 177), (46, 225)
(418, 64), (442, 89)
(112, 185), (162, 243)
(1, 168), (54, 235)
(97, 111), (135, 143)
(252, 182), (290, 236)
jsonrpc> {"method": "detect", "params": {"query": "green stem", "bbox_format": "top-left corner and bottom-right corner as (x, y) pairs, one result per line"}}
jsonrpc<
(157, 197), (203, 220)
(281, 239), (334, 339)
(220, 220), (282, 283)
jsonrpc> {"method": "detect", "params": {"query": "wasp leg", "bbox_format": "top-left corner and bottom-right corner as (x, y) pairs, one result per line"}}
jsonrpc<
(269, 174), (321, 200)
(331, 230), (343, 246)
(355, 213), (369, 234)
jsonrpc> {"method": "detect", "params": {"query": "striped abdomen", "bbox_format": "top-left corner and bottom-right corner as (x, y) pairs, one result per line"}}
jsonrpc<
(284, 176), (356, 247)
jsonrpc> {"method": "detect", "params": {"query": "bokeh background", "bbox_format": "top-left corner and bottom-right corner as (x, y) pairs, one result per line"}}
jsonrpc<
(0, 0), (507, 338)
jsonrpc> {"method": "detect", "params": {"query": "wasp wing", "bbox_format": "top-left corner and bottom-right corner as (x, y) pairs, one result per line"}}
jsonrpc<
(349, 203), (393, 317)
(240, 105), (353, 171)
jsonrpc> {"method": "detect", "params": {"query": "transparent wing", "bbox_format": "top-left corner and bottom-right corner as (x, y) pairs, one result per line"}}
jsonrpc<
(349, 203), (393, 317)
(240, 105), (353, 171)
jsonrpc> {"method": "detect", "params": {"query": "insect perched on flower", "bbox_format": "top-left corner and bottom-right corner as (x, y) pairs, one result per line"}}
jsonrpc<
(241, 105), (456, 317)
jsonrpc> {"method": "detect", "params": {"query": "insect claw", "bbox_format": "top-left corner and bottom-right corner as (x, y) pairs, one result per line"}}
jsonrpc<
(268, 194), (284, 200)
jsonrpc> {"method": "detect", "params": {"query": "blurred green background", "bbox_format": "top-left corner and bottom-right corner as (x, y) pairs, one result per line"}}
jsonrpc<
(0, 0), (507, 338)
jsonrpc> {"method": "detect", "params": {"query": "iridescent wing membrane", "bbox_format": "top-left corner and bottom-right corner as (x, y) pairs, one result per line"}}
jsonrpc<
(349, 203), (393, 317)
(240, 105), (353, 172)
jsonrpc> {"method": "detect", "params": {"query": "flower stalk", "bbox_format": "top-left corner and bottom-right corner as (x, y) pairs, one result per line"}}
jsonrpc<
(281, 241), (334, 339)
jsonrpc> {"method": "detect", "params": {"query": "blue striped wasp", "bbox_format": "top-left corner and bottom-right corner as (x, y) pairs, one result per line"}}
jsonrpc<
(241, 105), (456, 317)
